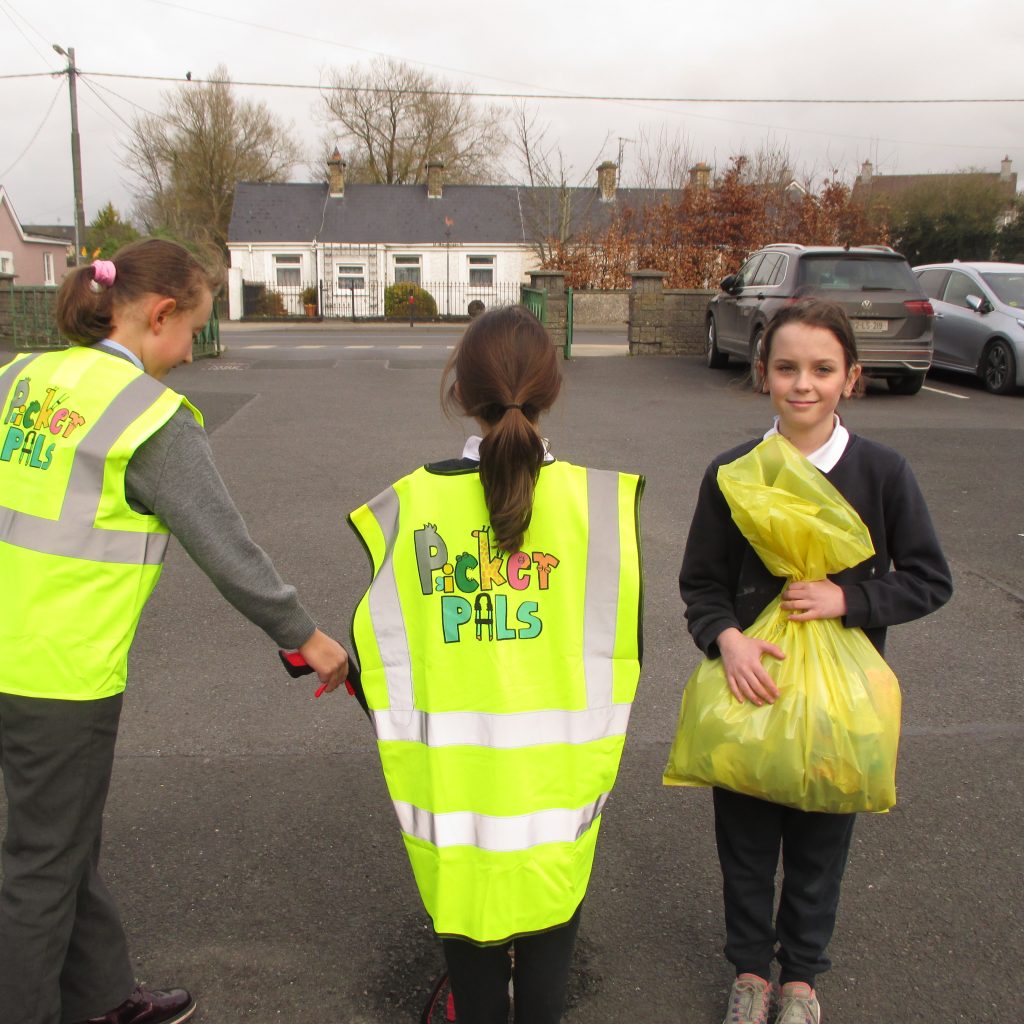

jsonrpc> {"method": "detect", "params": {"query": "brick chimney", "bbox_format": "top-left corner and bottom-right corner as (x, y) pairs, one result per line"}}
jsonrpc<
(597, 161), (617, 202)
(1001, 155), (1013, 183)
(427, 161), (444, 199)
(858, 160), (873, 186)
(688, 162), (711, 189)
(327, 149), (345, 197)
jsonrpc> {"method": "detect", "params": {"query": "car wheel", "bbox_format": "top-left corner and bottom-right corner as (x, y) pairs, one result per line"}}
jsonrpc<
(749, 329), (765, 392)
(981, 339), (1017, 394)
(887, 372), (926, 395)
(705, 316), (729, 369)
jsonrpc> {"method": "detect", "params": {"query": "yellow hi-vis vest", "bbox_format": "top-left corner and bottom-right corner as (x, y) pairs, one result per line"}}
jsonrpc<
(349, 460), (644, 943)
(0, 347), (200, 700)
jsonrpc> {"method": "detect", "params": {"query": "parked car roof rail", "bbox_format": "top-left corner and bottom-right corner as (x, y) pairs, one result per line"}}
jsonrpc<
(856, 244), (897, 253)
(763, 242), (806, 251)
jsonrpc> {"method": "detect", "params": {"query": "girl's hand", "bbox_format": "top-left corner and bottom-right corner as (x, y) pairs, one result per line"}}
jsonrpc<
(298, 628), (350, 694)
(716, 627), (784, 705)
(782, 579), (847, 621)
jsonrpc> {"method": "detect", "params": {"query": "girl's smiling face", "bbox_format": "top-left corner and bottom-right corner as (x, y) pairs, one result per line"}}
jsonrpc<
(763, 322), (861, 452)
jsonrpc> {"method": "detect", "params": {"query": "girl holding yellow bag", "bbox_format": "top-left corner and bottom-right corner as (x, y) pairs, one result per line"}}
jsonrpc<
(670, 299), (951, 1024)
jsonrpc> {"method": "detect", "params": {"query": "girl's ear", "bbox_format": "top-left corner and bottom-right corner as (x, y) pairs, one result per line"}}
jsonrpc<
(843, 364), (863, 398)
(149, 297), (177, 333)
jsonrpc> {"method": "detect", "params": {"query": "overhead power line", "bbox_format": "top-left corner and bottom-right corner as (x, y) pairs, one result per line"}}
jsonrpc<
(0, 79), (63, 179)
(3, 68), (1022, 105)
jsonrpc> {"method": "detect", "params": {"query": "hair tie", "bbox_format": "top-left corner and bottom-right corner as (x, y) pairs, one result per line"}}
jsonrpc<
(90, 260), (116, 292)
(503, 403), (522, 411)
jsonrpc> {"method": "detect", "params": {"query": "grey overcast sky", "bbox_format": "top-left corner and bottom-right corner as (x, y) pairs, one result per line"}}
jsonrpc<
(2, 0), (1023, 226)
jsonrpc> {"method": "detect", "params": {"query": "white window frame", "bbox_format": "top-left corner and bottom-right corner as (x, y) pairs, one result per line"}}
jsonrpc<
(393, 254), (421, 285)
(0, 251), (13, 276)
(274, 253), (302, 287)
(468, 254), (495, 287)
(335, 264), (366, 292)
(43, 252), (55, 285)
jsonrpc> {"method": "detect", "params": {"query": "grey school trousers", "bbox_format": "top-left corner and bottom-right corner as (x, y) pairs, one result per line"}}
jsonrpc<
(0, 693), (134, 1024)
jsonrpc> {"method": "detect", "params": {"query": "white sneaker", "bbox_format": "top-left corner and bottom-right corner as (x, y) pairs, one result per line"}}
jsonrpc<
(775, 982), (820, 1024)
(722, 974), (778, 1024)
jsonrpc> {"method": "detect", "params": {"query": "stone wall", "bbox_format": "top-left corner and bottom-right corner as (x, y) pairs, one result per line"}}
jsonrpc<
(627, 270), (714, 355)
(571, 289), (628, 326)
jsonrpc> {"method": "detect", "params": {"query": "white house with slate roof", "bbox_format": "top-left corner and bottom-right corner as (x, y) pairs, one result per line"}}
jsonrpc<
(226, 159), (676, 320)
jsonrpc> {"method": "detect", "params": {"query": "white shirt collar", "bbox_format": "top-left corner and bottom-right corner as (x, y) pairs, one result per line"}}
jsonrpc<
(763, 415), (849, 472)
(96, 339), (144, 371)
(461, 434), (554, 463)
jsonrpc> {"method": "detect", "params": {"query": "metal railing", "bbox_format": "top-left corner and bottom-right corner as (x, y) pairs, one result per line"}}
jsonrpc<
(242, 279), (524, 320)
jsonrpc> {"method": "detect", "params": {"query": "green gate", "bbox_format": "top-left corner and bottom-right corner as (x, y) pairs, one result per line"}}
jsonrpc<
(3, 280), (220, 358)
(520, 285), (575, 359)
(520, 285), (546, 322)
(192, 301), (221, 358)
(8, 284), (62, 349)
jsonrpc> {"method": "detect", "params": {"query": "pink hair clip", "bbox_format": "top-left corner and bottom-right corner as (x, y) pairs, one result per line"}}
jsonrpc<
(90, 260), (117, 291)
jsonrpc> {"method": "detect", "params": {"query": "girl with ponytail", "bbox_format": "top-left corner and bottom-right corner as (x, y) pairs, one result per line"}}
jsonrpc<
(349, 305), (644, 1024)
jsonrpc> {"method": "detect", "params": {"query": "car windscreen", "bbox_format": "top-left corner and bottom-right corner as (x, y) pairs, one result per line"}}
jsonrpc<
(796, 257), (919, 292)
(980, 272), (1024, 308)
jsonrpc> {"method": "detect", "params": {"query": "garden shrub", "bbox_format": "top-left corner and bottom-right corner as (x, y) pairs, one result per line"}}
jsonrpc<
(385, 282), (437, 319)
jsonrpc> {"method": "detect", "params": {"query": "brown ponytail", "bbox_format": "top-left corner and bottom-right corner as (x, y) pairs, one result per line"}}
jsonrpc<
(441, 306), (562, 553)
(56, 238), (221, 345)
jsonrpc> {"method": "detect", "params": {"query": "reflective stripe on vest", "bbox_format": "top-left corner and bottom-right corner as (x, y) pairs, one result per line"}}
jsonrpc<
(394, 792), (610, 853)
(0, 355), (171, 565)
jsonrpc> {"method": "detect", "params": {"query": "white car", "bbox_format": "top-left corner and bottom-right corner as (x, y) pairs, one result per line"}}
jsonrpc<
(914, 262), (1024, 394)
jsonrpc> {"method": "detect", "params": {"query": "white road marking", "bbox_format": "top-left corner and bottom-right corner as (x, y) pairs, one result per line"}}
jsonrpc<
(295, 344), (326, 349)
(398, 344), (423, 350)
(243, 344), (276, 349)
(346, 345), (373, 349)
(922, 385), (969, 399)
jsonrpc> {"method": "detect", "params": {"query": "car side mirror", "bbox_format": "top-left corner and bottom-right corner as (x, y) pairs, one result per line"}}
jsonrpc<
(966, 294), (991, 314)
(720, 275), (737, 293)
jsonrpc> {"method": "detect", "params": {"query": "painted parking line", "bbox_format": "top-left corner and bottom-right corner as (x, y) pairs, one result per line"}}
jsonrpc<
(346, 344), (373, 349)
(923, 385), (969, 400)
(295, 344), (326, 350)
(398, 344), (423, 350)
(243, 344), (276, 349)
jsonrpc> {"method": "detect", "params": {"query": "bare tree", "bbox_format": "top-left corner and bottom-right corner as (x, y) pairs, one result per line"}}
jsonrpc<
(319, 58), (506, 185)
(123, 66), (300, 252)
(628, 125), (700, 190)
(507, 102), (611, 260)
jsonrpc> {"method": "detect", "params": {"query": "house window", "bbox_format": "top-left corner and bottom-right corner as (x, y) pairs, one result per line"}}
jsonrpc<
(468, 255), (495, 287)
(274, 254), (301, 287)
(0, 252), (12, 275)
(43, 252), (55, 285)
(394, 255), (421, 285)
(336, 264), (365, 291)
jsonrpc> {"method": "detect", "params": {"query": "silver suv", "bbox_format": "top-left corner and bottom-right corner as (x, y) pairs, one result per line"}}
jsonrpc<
(914, 262), (1024, 394)
(706, 244), (935, 394)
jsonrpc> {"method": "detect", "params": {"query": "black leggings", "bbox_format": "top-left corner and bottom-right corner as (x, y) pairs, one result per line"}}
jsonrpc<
(713, 787), (856, 987)
(440, 905), (582, 1024)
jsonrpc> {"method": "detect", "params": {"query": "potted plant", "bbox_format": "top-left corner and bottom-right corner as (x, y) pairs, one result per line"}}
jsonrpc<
(301, 285), (319, 317)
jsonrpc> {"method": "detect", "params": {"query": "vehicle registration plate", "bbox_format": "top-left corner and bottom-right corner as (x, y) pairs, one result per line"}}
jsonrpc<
(853, 319), (888, 333)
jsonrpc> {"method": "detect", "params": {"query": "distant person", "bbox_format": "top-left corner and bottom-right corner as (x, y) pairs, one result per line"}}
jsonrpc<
(0, 239), (349, 1024)
(676, 298), (951, 1024)
(348, 306), (644, 1023)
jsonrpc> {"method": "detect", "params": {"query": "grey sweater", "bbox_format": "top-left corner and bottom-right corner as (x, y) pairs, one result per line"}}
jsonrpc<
(125, 401), (317, 651)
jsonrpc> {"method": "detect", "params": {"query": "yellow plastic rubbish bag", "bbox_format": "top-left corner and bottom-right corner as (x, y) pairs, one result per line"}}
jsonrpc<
(663, 434), (901, 813)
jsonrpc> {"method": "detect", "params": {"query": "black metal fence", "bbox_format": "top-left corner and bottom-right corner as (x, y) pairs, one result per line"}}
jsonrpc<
(241, 279), (524, 321)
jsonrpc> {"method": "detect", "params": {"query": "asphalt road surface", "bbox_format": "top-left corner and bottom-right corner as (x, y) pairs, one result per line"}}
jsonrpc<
(1, 334), (1020, 1023)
